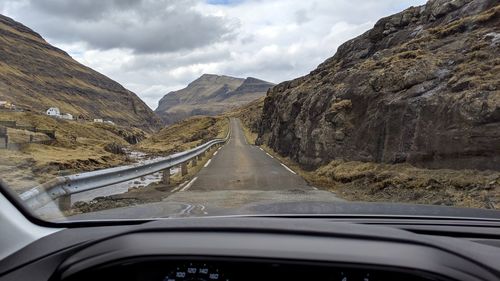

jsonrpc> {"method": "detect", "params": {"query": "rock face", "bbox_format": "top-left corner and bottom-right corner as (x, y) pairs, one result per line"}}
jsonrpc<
(155, 74), (274, 124)
(257, 0), (500, 171)
(0, 14), (161, 131)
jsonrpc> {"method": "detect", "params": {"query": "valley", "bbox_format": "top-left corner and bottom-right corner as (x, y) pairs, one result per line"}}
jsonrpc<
(0, 0), (499, 218)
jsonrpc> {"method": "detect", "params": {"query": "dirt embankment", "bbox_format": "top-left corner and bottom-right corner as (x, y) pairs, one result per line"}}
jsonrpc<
(311, 161), (500, 209)
(259, 146), (500, 210)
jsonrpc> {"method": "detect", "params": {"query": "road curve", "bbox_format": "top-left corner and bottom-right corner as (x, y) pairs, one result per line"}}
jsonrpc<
(188, 118), (313, 191)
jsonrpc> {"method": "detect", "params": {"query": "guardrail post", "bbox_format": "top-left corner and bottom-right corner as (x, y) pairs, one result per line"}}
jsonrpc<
(58, 194), (71, 211)
(0, 127), (7, 149)
(162, 168), (170, 185)
(192, 157), (197, 167)
(0, 136), (6, 149)
(181, 162), (188, 176)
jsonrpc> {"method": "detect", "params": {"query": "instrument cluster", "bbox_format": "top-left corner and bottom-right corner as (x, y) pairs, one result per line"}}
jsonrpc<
(65, 258), (449, 281)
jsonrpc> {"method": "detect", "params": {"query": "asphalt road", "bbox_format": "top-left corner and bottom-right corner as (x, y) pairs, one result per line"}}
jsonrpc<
(66, 118), (343, 220)
(188, 118), (314, 192)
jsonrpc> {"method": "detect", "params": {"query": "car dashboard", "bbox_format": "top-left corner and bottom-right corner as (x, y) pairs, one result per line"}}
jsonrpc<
(66, 258), (445, 281)
(1, 217), (500, 281)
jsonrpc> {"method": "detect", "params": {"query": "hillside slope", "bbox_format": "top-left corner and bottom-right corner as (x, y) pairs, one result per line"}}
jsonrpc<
(0, 111), (148, 192)
(257, 0), (500, 171)
(155, 74), (273, 124)
(0, 14), (161, 131)
(135, 116), (228, 155)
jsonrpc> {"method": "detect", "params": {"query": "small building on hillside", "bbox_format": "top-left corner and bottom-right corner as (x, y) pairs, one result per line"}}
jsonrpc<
(104, 120), (115, 125)
(0, 101), (15, 110)
(60, 113), (73, 120)
(46, 107), (61, 117)
(93, 118), (103, 123)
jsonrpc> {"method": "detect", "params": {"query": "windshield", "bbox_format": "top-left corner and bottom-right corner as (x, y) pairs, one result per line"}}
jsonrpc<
(0, 0), (499, 222)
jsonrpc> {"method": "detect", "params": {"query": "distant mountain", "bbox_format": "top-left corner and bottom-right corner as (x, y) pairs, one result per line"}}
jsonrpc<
(0, 14), (161, 131)
(257, 0), (500, 171)
(155, 74), (274, 124)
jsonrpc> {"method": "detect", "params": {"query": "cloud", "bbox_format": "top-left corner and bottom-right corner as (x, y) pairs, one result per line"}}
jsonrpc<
(29, 0), (136, 20)
(0, 0), (427, 109)
(294, 9), (311, 25)
(206, 0), (244, 5)
(6, 0), (236, 54)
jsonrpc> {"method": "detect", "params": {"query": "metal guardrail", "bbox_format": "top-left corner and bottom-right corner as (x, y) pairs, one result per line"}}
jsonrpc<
(20, 127), (231, 210)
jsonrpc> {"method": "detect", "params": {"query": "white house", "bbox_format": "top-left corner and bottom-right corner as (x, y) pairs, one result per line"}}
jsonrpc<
(104, 120), (115, 125)
(0, 101), (14, 110)
(93, 118), (103, 123)
(60, 113), (73, 120)
(46, 107), (60, 117)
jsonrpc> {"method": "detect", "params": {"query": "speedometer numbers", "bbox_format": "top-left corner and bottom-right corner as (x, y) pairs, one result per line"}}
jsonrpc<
(163, 263), (229, 281)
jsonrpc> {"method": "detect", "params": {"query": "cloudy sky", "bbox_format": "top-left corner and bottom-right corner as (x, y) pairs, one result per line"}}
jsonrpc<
(1, 0), (426, 109)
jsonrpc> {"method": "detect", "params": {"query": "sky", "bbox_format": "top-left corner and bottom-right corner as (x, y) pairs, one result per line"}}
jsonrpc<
(0, 0), (427, 109)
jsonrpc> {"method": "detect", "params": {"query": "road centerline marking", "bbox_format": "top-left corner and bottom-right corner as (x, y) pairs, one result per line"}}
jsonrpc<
(180, 177), (198, 192)
(213, 150), (218, 156)
(265, 152), (274, 159)
(280, 163), (297, 175)
(204, 159), (212, 168)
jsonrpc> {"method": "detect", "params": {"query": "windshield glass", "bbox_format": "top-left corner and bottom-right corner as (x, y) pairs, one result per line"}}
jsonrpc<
(0, 0), (499, 222)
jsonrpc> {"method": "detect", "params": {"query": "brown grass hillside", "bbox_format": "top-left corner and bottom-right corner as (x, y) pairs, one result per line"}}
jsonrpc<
(135, 116), (228, 155)
(0, 14), (161, 131)
(0, 111), (147, 192)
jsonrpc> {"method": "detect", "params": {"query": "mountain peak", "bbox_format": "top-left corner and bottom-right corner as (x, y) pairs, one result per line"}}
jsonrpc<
(243, 77), (275, 85)
(155, 74), (273, 124)
(198, 73), (220, 80)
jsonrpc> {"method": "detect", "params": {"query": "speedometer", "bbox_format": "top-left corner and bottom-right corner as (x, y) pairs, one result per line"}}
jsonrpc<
(162, 262), (229, 281)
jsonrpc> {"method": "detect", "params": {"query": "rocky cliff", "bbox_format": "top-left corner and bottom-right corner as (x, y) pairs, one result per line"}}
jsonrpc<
(257, 0), (500, 171)
(0, 14), (161, 131)
(155, 74), (274, 124)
